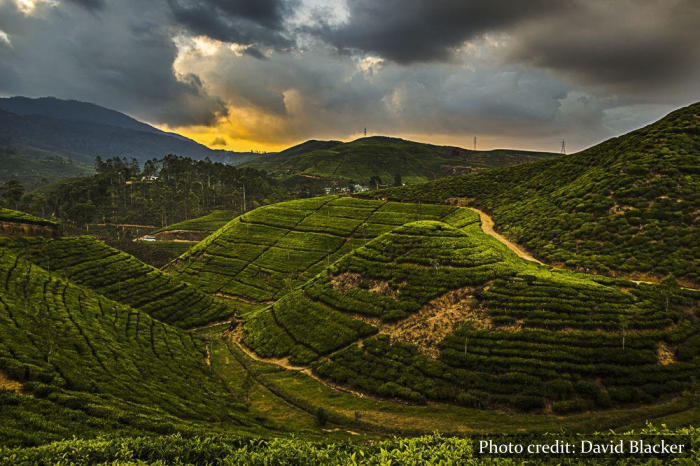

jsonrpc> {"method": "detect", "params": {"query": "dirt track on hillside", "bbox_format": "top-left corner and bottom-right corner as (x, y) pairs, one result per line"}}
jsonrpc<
(468, 208), (544, 265)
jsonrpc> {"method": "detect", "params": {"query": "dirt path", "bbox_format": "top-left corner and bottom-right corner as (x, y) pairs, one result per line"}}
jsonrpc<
(228, 327), (373, 399)
(469, 208), (699, 291)
(468, 208), (544, 265)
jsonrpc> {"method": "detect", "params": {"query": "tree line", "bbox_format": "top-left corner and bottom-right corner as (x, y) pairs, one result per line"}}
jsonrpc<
(4, 155), (318, 228)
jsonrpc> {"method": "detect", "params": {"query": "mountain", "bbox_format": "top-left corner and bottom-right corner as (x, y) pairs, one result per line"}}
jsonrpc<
(240, 136), (559, 185)
(370, 103), (700, 286)
(0, 97), (248, 187)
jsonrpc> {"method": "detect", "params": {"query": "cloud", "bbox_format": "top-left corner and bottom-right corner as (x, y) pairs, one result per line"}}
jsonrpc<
(506, 0), (700, 99)
(211, 136), (227, 146)
(64, 0), (105, 12)
(166, 0), (297, 50)
(313, 0), (556, 64)
(0, 0), (225, 126)
(0, 0), (696, 153)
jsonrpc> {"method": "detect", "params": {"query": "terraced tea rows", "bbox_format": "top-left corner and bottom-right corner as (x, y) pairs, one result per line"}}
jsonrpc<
(0, 249), (257, 446)
(0, 236), (234, 328)
(170, 196), (478, 304)
(240, 221), (699, 412)
(372, 103), (700, 286)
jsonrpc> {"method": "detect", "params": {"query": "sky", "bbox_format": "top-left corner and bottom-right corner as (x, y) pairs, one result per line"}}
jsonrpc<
(0, 0), (698, 153)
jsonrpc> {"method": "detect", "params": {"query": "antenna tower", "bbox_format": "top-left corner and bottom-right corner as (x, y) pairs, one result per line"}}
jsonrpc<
(560, 139), (566, 155)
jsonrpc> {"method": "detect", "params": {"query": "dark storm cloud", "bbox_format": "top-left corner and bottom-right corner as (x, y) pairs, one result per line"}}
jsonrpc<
(167, 0), (296, 49)
(64, 0), (106, 12)
(0, 0), (226, 127)
(315, 0), (558, 64)
(315, 0), (700, 97)
(506, 0), (700, 95)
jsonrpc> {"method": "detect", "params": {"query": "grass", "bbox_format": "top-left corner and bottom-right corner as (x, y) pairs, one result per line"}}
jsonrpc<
(0, 236), (234, 328)
(372, 102), (700, 286)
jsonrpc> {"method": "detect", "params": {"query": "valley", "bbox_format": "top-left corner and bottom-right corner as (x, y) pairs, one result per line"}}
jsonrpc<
(0, 105), (697, 462)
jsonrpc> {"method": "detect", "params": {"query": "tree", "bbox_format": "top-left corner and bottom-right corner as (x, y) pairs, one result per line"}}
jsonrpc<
(1, 179), (24, 209)
(369, 176), (382, 190)
(393, 173), (403, 187)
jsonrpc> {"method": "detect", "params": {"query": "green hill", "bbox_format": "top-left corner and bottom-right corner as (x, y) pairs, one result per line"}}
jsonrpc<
(168, 196), (698, 412)
(371, 103), (700, 286)
(168, 196), (479, 305)
(0, 248), (259, 447)
(242, 220), (698, 411)
(0, 236), (234, 328)
(241, 136), (558, 185)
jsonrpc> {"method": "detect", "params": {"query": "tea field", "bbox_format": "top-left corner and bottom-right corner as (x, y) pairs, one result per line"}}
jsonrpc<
(0, 248), (263, 447)
(0, 236), (234, 328)
(240, 218), (699, 412)
(169, 196), (479, 305)
(372, 103), (700, 286)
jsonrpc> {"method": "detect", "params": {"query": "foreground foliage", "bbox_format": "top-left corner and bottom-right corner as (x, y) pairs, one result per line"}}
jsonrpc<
(1, 425), (696, 465)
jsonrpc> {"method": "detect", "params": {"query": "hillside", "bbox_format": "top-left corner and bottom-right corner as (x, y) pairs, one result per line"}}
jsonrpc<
(241, 219), (698, 412)
(0, 207), (60, 237)
(154, 209), (237, 237)
(168, 196), (478, 305)
(371, 103), (700, 286)
(241, 136), (558, 185)
(0, 247), (260, 447)
(0, 97), (248, 186)
(0, 235), (233, 329)
(169, 197), (698, 413)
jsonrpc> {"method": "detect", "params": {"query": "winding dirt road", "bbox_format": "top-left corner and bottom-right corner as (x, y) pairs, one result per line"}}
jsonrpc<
(467, 208), (544, 265)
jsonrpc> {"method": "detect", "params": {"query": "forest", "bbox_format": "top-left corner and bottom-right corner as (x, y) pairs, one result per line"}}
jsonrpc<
(1, 155), (322, 230)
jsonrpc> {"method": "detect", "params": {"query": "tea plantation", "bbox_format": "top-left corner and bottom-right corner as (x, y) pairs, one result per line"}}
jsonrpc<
(154, 209), (237, 233)
(372, 103), (700, 286)
(242, 220), (699, 412)
(169, 196), (478, 304)
(0, 208), (57, 226)
(0, 248), (260, 447)
(0, 236), (234, 328)
(1, 425), (696, 464)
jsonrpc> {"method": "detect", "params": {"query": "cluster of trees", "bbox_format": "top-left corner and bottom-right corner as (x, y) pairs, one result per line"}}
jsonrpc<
(13, 155), (322, 228)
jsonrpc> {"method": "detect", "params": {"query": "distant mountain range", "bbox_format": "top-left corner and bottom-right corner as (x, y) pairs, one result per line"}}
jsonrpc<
(240, 136), (559, 185)
(0, 96), (248, 187)
(0, 96), (557, 190)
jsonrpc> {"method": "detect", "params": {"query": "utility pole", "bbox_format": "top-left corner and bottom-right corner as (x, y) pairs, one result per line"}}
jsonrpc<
(560, 139), (566, 155)
(364, 128), (367, 137)
(473, 136), (477, 150)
